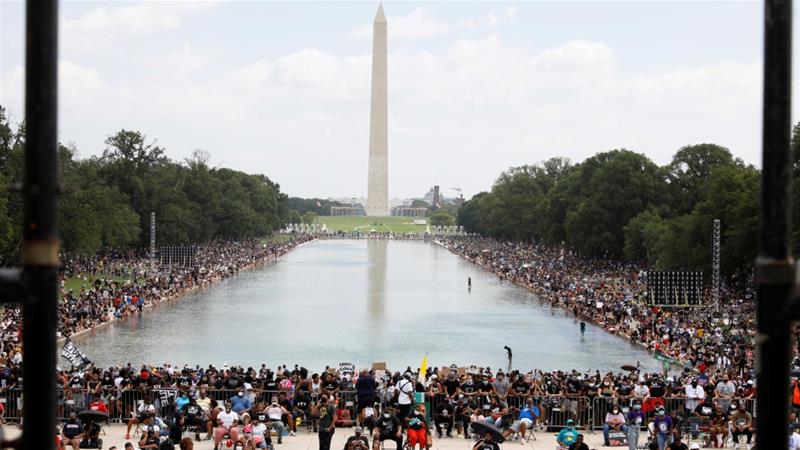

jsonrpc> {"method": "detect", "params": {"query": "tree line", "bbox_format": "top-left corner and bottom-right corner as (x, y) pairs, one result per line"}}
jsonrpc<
(0, 106), (288, 260)
(456, 135), (800, 276)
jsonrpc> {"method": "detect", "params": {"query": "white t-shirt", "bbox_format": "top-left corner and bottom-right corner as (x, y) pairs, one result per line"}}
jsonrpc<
(789, 432), (800, 450)
(250, 423), (267, 443)
(634, 384), (649, 398)
(218, 410), (239, 428)
(267, 406), (283, 420)
(363, 407), (375, 418)
(397, 379), (414, 405)
(684, 385), (705, 410)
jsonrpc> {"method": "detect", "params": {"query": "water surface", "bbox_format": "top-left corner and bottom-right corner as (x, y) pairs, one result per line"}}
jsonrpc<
(73, 240), (659, 372)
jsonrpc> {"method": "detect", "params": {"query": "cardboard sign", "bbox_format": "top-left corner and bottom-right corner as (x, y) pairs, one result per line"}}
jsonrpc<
(608, 431), (627, 446)
(372, 362), (387, 371)
(339, 362), (355, 374)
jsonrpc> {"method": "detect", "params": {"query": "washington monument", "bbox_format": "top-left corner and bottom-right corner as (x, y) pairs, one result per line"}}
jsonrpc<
(366, 4), (388, 216)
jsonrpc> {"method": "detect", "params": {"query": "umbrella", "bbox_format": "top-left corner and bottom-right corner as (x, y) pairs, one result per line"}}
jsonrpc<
(78, 410), (109, 423)
(621, 364), (638, 372)
(470, 421), (505, 443)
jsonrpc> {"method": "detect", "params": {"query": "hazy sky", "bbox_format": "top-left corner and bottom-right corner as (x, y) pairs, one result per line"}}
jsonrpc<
(0, 1), (788, 199)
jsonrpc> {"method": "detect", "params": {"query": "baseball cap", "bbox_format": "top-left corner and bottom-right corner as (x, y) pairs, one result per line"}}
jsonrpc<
(355, 426), (363, 433)
(690, 444), (700, 449)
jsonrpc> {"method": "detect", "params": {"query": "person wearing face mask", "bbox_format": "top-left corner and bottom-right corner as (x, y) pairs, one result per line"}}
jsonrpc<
(372, 407), (402, 450)
(627, 403), (646, 450)
(230, 389), (252, 419)
(406, 404), (429, 450)
(318, 395), (336, 450)
(602, 404), (628, 446)
(652, 408), (673, 450)
(214, 402), (240, 450)
(684, 378), (705, 416)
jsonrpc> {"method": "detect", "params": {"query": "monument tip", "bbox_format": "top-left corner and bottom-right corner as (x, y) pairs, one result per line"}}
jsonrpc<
(374, 3), (386, 24)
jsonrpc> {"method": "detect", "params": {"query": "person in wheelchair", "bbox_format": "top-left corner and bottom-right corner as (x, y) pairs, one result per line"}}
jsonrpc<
(372, 407), (403, 450)
(345, 426), (370, 450)
(181, 397), (207, 441)
(405, 405), (429, 450)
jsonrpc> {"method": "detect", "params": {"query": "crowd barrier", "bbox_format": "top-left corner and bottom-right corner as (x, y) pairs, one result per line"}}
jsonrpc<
(0, 387), (758, 430)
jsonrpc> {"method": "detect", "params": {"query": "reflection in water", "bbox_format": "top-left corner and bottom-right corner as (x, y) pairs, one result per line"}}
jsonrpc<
(366, 240), (387, 319)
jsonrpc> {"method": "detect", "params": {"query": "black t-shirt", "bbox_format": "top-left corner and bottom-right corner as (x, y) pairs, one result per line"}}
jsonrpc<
(63, 421), (83, 438)
(617, 383), (632, 396)
(295, 396), (310, 411)
(694, 404), (714, 417)
(512, 380), (530, 395)
(436, 402), (452, 416)
(323, 380), (339, 392)
(478, 381), (493, 393)
(566, 379), (581, 395)
(279, 399), (292, 411)
(649, 382), (665, 398)
(568, 443), (589, 450)
(442, 380), (460, 396)
(376, 415), (401, 435)
(667, 442), (688, 450)
(461, 381), (476, 394)
(225, 376), (242, 390)
(183, 404), (203, 419)
(264, 379), (279, 392)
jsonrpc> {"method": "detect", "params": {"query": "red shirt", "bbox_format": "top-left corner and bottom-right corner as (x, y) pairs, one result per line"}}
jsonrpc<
(89, 401), (108, 414)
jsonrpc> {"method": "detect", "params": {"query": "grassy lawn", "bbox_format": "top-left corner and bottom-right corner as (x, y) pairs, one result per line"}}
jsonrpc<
(63, 275), (130, 294)
(316, 216), (428, 233)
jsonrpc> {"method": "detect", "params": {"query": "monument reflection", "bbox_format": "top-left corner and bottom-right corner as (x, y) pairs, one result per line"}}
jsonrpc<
(366, 239), (387, 319)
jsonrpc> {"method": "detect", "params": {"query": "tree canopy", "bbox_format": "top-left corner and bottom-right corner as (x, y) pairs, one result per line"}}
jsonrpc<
(0, 110), (289, 259)
(458, 144), (767, 277)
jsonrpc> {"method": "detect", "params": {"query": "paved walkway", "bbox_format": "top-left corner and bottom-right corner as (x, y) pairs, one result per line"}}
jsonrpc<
(2, 424), (613, 450)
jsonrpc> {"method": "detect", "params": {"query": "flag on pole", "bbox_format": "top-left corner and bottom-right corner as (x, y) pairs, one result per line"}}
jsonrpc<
(418, 353), (428, 382)
(316, 201), (322, 208)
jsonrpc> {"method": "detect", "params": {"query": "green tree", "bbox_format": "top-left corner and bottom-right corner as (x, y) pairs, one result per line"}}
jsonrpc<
(302, 211), (318, 224)
(287, 210), (302, 225)
(430, 210), (455, 226)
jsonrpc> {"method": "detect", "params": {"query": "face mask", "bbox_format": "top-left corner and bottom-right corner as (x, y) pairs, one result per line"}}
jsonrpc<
(612, 409), (619, 414)
(238, 392), (243, 397)
(633, 405), (641, 410)
(384, 413), (390, 418)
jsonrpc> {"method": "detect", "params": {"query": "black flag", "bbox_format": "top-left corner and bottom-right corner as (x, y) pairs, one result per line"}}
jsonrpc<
(61, 338), (91, 370)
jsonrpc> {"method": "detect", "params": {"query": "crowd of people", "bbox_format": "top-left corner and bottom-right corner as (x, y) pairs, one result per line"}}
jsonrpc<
(33, 362), (769, 450)
(0, 235), (315, 364)
(436, 236), (773, 379)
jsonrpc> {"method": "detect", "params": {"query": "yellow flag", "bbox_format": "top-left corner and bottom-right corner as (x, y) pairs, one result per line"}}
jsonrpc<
(419, 354), (428, 382)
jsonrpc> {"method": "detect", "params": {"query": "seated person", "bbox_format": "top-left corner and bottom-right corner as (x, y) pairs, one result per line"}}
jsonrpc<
(360, 403), (379, 434)
(434, 400), (455, 438)
(181, 397), (207, 441)
(138, 414), (161, 450)
(175, 391), (191, 413)
(336, 404), (355, 428)
(293, 392), (311, 425)
(372, 407), (403, 450)
(405, 405), (428, 450)
(708, 405), (728, 448)
(265, 399), (287, 444)
(243, 414), (270, 449)
(230, 390), (253, 420)
(214, 402), (241, 450)
(345, 426), (370, 450)
(556, 419), (579, 449)
(472, 431), (500, 450)
(277, 392), (297, 435)
(568, 434), (589, 450)
(83, 420), (102, 446)
(61, 413), (83, 450)
(730, 404), (754, 445)
(455, 398), (472, 439)
(126, 396), (157, 440)
(602, 404), (628, 446)
(88, 398), (108, 414)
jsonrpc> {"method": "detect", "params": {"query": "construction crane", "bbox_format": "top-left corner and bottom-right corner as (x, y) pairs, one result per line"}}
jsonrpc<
(451, 187), (462, 197)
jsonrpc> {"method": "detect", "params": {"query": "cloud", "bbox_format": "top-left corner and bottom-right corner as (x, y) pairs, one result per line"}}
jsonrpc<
(352, 8), (454, 39)
(0, 34), (763, 200)
(63, 1), (217, 52)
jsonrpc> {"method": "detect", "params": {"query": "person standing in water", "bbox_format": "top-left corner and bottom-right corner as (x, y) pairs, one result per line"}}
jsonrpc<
(504, 346), (512, 371)
(580, 321), (586, 336)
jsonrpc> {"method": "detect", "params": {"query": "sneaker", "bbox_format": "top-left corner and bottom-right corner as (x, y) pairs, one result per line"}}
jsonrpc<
(290, 431), (296, 436)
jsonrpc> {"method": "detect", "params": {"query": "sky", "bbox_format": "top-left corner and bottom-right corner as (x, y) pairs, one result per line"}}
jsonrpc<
(0, 0), (788, 200)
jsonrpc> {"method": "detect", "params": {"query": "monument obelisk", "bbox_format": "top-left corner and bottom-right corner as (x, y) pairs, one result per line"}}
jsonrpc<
(366, 4), (388, 216)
